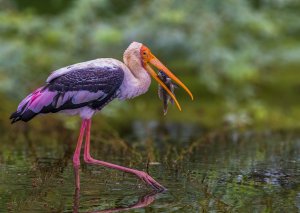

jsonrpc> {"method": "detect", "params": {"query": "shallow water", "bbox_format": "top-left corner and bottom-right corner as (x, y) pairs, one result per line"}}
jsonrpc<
(0, 121), (299, 212)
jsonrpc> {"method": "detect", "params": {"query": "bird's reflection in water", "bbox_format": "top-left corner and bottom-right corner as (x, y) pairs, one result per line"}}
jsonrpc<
(72, 167), (162, 213)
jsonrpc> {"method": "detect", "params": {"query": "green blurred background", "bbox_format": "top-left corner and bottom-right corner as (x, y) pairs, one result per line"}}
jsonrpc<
(1, 0), (300, 129)
(1, 1), (300, 212)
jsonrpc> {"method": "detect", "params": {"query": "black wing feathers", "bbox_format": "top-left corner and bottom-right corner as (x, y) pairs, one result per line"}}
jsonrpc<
(10, 66), (124, 123)
(47, 67), (123, 93)
(47, 66), (124, 110)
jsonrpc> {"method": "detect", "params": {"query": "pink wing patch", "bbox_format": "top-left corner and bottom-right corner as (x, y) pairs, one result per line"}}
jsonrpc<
(18, 87), (56, 113)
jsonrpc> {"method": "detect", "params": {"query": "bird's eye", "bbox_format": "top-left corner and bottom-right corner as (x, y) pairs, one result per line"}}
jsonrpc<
(143, 52), (147, 55)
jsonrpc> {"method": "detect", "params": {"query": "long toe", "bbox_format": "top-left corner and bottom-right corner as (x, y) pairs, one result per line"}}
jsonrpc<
(139, 172), (167, 192)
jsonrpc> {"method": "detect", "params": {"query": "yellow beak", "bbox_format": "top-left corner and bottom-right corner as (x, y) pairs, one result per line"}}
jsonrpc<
(144, 53), (194, 111)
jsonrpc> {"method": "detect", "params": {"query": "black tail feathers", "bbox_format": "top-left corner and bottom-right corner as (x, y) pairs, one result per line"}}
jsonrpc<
(10, 111), (21, 124)
(10, 109), (37, 124)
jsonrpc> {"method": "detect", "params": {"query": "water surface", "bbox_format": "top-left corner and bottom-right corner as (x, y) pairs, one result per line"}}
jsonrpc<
(0, 122), (299, 212)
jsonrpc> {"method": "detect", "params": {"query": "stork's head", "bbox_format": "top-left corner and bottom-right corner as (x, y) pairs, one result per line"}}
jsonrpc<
(124, 42), (193, 111)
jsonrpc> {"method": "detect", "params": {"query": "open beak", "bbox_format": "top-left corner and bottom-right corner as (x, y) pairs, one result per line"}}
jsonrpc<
(144, 53), (194, 111)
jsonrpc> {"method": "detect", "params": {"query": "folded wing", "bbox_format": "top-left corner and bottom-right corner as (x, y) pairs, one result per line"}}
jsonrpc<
(10, 62), (124, 123)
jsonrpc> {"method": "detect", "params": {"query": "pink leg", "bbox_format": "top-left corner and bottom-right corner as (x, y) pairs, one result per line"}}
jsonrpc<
(83, 119), (166, 191)
(73, 120), (87, 189)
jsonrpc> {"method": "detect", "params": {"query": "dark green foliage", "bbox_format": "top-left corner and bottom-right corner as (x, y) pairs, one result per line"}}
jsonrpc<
(0, 0), (299, 127)
(0, 1), (299, 211)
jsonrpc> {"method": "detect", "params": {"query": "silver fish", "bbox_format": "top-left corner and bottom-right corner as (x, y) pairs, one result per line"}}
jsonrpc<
(158, 71), (177, 115)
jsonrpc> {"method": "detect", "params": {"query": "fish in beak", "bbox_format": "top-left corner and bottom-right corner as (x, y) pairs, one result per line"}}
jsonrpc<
(141, 45), (194, 111)
(157, 70), (178, 115)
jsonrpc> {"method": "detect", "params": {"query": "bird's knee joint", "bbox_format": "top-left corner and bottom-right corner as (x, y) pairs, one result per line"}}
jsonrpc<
(137, 171), (148, 178)
(73, 158), (80, 167)
(84, 156), (94, 163)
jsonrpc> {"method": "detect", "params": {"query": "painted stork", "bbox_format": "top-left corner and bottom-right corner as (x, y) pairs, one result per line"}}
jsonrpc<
(10, 42), (193, 191)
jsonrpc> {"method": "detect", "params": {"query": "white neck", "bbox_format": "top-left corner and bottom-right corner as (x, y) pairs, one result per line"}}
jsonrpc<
(117, 42), (152, 100)
(117, 59), (151, 100)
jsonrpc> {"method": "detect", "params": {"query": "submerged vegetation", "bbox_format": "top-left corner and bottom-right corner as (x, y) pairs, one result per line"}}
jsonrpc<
(1, 123), (299, 212)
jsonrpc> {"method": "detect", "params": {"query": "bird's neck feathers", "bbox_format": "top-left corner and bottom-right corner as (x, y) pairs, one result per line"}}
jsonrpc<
(119, 42), (151, 99)
(123, 42), (145, 79)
